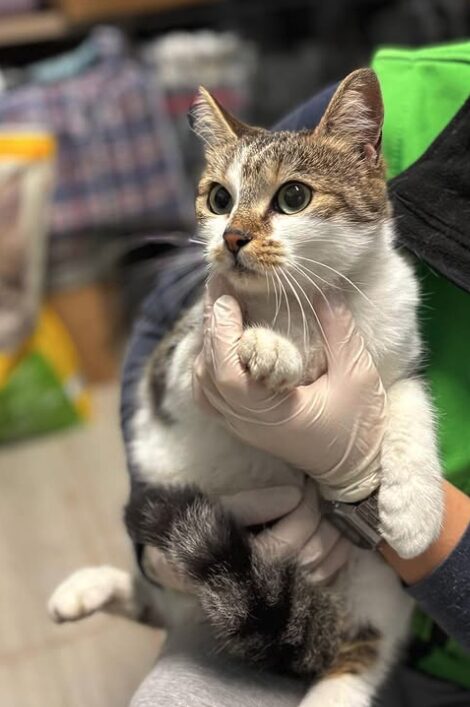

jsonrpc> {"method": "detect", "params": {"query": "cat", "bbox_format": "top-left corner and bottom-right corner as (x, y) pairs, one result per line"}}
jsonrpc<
(49, 69), (444, 707)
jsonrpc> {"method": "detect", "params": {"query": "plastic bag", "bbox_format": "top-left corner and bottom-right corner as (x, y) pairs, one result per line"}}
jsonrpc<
(0, 128), (55, 350)
(0, 307), (91, 443)
(0, 129), (90, 443)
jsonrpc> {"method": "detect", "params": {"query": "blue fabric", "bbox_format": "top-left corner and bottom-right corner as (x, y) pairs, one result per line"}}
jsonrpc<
(408, 523), (470, 652)
(274, 83), (337, 131)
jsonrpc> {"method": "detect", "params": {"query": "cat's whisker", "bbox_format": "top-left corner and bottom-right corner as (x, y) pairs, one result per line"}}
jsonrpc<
(265, 271), (270, 300)
(162, 264), (207, 301)
(289, 262), (331, 311)
(289, 235), (346, 245)
(289, 261), (337, 311)
(274, 270), (291, 338)
(137, 251), (207, 285)
(296, 255), (378, 310)
(282, 267), (333, 360)
(293, 261), (344, 293)
(271, 273), (282, 327)
(279, 269), (309, 352)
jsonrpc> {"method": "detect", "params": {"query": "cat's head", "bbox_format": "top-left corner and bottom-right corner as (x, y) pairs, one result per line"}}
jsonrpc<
(190, 69), (390, 294)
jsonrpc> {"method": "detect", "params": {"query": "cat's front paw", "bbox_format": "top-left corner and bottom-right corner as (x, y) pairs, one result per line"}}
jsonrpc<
(379, 480), (443, 559)
(48, 566), (131, 623)
(238, 327), (303, 393)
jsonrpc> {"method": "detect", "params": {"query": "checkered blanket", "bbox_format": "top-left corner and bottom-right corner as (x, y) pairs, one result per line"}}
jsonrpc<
(0, 29), (191, 238)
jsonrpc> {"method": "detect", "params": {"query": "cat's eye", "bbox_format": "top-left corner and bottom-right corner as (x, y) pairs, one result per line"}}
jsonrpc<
(274, 182), (312, 215)
(208, 184), (233, 215)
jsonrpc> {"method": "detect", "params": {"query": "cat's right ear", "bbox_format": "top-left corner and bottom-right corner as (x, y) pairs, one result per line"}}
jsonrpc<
(313, 69), (383, 162)
(188, 86), (256, 148)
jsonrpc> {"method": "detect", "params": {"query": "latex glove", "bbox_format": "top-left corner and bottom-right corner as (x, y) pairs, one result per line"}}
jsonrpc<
(141, 482), (350, 592)
(193, 279), (387, 502)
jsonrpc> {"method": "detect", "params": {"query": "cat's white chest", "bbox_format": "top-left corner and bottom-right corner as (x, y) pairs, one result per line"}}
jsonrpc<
(131, 384), (303, 494)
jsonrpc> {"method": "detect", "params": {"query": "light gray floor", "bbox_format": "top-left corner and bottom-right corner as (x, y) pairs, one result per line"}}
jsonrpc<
(0, 385), (163, 707)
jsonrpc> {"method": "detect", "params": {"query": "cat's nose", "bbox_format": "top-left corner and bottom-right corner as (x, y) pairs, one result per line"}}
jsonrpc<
(223, 228), (252, 255)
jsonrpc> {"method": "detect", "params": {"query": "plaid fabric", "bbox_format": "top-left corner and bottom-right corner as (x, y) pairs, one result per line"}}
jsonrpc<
(0, 29), (191, 238)
(0, 0), (38, 15)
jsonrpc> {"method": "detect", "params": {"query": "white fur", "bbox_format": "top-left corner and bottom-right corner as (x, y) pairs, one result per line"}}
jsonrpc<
(301, 552), (414, 707)
(380, 378), (443, 557)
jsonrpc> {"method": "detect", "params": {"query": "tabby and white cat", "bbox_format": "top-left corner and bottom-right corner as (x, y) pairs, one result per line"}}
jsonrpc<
(49, 70), (443, 707)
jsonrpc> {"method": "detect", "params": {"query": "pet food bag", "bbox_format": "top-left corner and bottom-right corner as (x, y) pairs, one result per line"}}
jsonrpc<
(0, 129), (90, 443)
(0, 129), (55, 350)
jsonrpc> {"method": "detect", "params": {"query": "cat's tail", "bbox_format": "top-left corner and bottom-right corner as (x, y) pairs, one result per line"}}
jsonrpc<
(125, 483), (348, 677)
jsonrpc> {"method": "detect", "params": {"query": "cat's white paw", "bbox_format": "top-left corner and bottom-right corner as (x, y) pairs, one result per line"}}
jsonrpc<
(238, 327), (303, 393)
(48, 566), (131, 623)
(379, 479), (443, 559)
(300, 674), (374, 707)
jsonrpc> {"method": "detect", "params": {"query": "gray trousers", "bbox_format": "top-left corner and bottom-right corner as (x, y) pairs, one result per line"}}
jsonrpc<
(130, 626), (470, 707)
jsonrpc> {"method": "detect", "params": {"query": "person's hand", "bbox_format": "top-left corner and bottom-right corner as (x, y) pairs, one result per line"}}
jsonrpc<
(141, 482), (351, 592)
(193, 278), (387, 503)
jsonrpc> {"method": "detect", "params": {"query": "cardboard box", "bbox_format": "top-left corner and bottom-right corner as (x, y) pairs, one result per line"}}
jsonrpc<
(48, 283), (120, 383)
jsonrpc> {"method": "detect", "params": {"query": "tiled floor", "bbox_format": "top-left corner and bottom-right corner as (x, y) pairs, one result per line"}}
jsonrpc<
(0, 385), (164, 707)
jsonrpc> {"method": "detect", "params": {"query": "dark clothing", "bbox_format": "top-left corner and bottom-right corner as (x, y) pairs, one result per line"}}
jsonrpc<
(129, 624), (470, 707)
(408, 523), (470, 652)
(389, 97), (470, 294)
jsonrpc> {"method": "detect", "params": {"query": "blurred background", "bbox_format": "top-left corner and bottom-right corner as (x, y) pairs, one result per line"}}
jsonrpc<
(0, 1), (468, 706)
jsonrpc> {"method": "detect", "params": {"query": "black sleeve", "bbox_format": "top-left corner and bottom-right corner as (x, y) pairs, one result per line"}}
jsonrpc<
(389, 97), (470, 293)
(407, 523), (470, 651)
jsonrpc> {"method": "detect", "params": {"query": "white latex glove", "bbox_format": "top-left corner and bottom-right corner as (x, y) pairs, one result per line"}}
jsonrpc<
(193, 280), (387, 503)
(142, 482), (351, 592)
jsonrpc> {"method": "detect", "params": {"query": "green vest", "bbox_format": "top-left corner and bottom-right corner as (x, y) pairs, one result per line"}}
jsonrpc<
(371, 43), (470, 687)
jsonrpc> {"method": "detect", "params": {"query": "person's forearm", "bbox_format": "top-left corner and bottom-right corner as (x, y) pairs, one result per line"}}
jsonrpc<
(379, 479), (470, 649)
(379, 480), (470, 585)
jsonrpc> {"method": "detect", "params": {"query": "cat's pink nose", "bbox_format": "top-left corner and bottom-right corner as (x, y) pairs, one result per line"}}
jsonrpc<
(223, 229), (252, 255)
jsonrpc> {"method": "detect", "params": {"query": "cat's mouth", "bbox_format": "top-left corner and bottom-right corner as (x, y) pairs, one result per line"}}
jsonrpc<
(225, 259), (263, 284)
(232, 260), (252, 275)
(221, 260), (276, 294)
(210, 246), (276, 289)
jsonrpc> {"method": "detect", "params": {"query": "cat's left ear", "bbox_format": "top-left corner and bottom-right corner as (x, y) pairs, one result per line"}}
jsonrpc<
(188, 86), (258, 149)
(314, 69), (383, 162)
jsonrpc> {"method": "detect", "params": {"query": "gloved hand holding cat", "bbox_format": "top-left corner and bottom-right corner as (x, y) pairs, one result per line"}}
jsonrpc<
(193, 276), (387, 503)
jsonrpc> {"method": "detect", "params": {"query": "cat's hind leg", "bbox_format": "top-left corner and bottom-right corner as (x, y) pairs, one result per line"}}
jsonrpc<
(299, 552), (413, 707)
(299, 669), (380, 707)
(48, 565), (165, 627)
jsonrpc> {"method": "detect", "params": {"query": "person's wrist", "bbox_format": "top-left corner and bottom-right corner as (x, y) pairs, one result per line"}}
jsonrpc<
(379, 480), (469, 585)
(320, 489), (382, 550)
(317, 464), (381, 503)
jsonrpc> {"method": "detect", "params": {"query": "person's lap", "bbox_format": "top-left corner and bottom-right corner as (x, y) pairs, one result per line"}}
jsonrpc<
(130, 626), (469, 707)
(130, 625), (306, 707)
